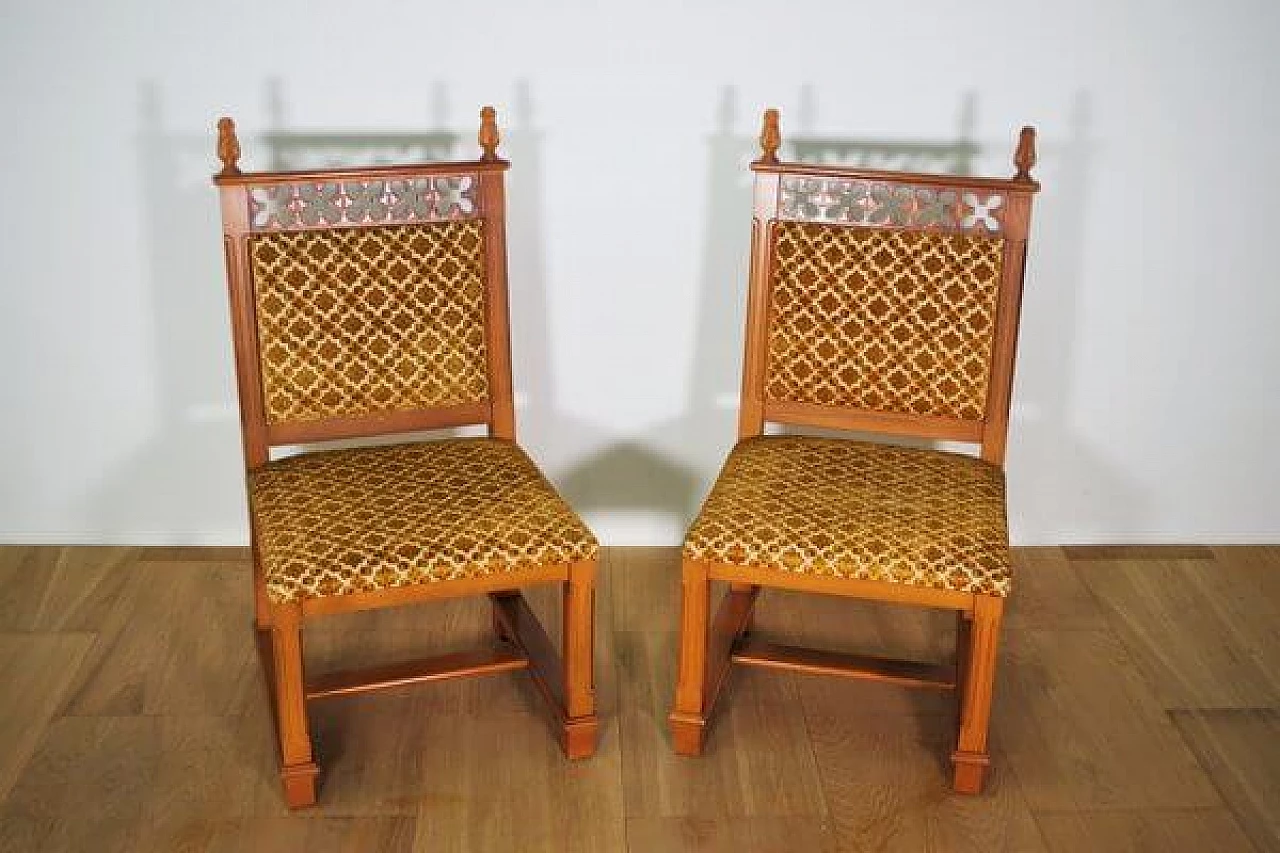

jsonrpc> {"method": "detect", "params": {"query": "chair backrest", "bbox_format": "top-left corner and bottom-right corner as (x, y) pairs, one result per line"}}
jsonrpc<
(739, 110), (1040, 465)
(213, 108), (515, 469)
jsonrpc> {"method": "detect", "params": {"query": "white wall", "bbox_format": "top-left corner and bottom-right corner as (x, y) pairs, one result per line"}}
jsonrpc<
(2, 0), (1277, 545)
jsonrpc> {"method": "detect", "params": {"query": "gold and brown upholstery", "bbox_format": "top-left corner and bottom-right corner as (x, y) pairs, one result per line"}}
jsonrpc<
(670, 110), (1040, 796)
(763, 224), (1005, 421)
(249, 220), (492, 426)
(684, 436), (1010, 597)
(252, 439), (597, 604)
(213, 109), (598, 810)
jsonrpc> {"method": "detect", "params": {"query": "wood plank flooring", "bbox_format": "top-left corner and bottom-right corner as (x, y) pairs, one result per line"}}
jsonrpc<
(0, 545), (1276, 852)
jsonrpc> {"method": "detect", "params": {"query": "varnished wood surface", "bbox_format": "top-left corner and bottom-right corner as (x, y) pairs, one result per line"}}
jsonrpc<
(749, 159), (1040, 193)
(763, 399), (985, 443)
(303, 646), (529, 701)
(264, 402), (491, 447)
(211, 157), (510, 187)
(731, 638), (956, 690)
(0, 545), (1277, 851)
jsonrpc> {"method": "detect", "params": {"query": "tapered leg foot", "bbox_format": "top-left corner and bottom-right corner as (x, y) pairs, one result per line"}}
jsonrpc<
(563, 716), (599, 759)
(951, 750), (989, 795)
(669, 711), (707, 756)
(280, 761), (319, 808)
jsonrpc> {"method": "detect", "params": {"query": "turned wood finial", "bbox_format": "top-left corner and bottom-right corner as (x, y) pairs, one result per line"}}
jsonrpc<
(1014, 125), (1037, 182)
(216, 116), (242, 177)
(759, 108), (781, 164)
(479, 105), (500, 161)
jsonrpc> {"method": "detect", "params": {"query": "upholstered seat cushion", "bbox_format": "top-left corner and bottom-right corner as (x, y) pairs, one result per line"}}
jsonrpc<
(250, 439), (598, 604)
(683, 436), (1010, 596)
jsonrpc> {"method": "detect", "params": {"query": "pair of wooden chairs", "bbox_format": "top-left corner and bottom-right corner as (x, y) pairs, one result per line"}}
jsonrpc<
(212, 107), (1038, 807)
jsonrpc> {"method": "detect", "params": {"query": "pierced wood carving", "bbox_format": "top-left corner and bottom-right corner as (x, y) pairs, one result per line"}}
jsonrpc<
(246, 176), (479, 231)
(778, 176), (1006, 233)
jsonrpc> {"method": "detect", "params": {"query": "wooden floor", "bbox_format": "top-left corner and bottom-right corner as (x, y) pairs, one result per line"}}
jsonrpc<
(0, 545), (1277, 852)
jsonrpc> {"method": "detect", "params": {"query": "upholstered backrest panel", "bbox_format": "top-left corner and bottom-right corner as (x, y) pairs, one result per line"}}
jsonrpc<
(764, 222), (1004, 421)
(248, 220), (489, 425)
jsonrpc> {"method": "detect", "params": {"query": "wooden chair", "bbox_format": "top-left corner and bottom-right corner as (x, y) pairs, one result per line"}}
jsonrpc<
(212, 108), (598, 808)
(670, 109), (1040, 794)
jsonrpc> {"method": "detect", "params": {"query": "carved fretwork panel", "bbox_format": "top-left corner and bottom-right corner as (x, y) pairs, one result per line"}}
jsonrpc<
(246, 176), (479, 231)
(778, 176), (1006, 234)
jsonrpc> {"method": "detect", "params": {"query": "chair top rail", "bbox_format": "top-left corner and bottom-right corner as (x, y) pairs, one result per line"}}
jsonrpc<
(212, 107), (509, 187)
(752, 109), (1040, 195)
(753, 160), (1033, 194)
(213, 158), (509, 188)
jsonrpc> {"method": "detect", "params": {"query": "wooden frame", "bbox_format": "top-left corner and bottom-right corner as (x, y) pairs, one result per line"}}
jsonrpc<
(670, 109), (1040, 794)
(213, 109), (596, 809)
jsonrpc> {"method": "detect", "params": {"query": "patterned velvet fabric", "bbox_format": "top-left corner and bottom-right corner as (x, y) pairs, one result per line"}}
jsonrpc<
(764, 222), (1005, 421)
(683, 436), (1011, 596)
(250, 439), (598, 604)
(248, 221), (491, 425)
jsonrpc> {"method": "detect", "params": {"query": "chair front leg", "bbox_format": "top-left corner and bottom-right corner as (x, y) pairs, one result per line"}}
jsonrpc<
(269, 603), (318, 808)
(952, 594), (1004, 794)
(669, 557), (711, 755)
(562, 559), (598, 758)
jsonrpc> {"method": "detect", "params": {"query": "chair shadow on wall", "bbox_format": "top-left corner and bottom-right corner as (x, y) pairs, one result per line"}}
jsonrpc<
(92, 77), (693, 548)
(674, 85), (1144, 544)
(512, 82), (701, 543)
(775, 87), (1146, 547)
(559, 86), (1147, 553)
(1003, 91), (1145, 544)
(73, 81), (250, 544)
(77, 80), (475, 545)
(91, 82), (1143, 555)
